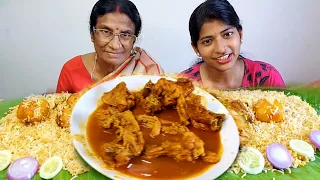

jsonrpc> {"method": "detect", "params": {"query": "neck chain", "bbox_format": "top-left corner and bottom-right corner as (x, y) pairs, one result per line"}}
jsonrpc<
(90, 53), (97, 80)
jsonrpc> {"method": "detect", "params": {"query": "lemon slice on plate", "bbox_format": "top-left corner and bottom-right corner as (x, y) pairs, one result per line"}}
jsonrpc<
(39, 156), (63, 179)
(238, 147), (265, 174)
(0, 150), (12, 171)
(289, 139), (315, 161)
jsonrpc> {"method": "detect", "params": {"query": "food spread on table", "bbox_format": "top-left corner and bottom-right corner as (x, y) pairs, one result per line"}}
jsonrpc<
(86, 78), (225, 179)
(0, 75), (319, 179)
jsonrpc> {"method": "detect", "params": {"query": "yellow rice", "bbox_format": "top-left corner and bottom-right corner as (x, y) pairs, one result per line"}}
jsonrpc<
(210, 89), (320, 174)
(0, 93), (90, 176)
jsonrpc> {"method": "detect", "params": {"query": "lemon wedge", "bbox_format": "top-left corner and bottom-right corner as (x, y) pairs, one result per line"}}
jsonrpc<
(238, 147), (265, 174)
(39, 156), (63, 179)
(0, 150), (12, 171)
(289, 140), (315, 161)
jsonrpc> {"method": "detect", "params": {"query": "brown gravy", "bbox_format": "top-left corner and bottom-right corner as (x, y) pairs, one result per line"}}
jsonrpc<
(87, 106), (223, 179)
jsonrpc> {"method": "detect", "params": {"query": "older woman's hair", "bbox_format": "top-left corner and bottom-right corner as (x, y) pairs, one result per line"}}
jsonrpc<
(89, 0), (142, 37)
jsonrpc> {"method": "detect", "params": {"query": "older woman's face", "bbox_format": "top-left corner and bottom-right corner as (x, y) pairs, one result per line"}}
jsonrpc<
(92, 12), (136, 67)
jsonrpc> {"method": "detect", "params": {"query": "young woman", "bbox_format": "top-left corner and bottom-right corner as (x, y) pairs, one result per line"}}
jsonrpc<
(56, 0), (163, 93)
(180, 0), (285, 89)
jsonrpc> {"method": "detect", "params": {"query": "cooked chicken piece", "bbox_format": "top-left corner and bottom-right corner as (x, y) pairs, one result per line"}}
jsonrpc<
(122, 130), (145, 156)
(92, 106), (119, 129)
(175, 78), (194, 97)
(176, 96), (190, 125)
(52, 95), (69, 109)
(136, 115), (161, 137)
(132, 81), (155, 105)
(152, 78), (173, 96)
(144, 132), (205, 162)
(112, 111), (141, 144)
(202, 151), (221, 163)
(101, 82), (135, 112)
(131, 91), (143, 106)
(190, 119), (210, 131)
(141, 78), (194, 109)
(140, 94), (162, 114)
(160, 120), (190, 135)
(66, 93), (80, 107)
(101, 143), (132, 168)
(185, 94), (225, 131)
(152, 78), (183, 107)
(136, 117), (189, 135)
(224, 99), (255, 122)
(57, 107), (72, 128)
(180, 132), (205, 158)
(54, 93), (80, 128)
(115, 110), (140, 131)
(113, 126), (124, 143)
(100, 110), (145, 168)
(220, 99), (255, 131)
(208, 90), (250, 131)
(114, 152), (131, 167)
(142, 80), (154, 97)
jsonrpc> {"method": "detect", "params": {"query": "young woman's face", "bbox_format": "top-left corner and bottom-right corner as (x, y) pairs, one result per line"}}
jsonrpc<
(193, 20), (242, 72)
(92, 12), (136, 67)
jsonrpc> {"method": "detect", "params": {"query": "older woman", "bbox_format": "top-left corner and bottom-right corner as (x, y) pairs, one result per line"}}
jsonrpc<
(56, 0), (164, 93)
(180, 0), (285, 90)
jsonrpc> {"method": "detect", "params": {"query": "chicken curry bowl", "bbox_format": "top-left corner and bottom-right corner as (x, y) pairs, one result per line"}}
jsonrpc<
(70, 75), (240, 180)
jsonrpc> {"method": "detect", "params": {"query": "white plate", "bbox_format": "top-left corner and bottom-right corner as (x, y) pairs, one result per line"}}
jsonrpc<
(70, 75), (240, 180)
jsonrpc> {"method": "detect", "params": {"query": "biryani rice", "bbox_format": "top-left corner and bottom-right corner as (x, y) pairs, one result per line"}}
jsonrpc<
(210, 89), (320, 174)
(0, 93), (89, 176)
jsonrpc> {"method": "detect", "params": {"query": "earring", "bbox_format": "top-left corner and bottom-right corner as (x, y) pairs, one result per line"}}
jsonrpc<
(241, 39), (243, 43)
(196, 52), (200, 56)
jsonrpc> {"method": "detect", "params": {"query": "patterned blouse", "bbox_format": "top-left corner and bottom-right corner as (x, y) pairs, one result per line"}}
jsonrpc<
(179, 58), (285, 88)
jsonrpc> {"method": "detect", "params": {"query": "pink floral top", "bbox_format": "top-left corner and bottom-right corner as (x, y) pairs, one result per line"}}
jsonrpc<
(179, 59), (285, 88)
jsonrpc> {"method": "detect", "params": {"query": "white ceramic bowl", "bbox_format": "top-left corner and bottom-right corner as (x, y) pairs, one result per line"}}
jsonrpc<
(70, 75), (240, 180)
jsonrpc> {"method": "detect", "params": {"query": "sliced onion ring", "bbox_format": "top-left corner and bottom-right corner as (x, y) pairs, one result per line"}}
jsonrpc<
(7, 157), (39, 180)
(309, 130), (320, 149)
(266, 143), (293, 169)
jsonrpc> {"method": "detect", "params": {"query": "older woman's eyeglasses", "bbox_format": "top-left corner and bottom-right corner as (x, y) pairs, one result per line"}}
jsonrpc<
(93, 27), (137, 43)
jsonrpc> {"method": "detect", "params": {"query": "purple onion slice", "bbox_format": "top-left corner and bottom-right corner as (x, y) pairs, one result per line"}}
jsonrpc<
(266, 143), (293, 169)
(7, 157), (39, 180)
(309, 130), (320, 149)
